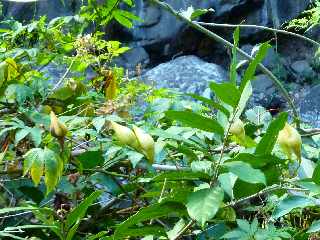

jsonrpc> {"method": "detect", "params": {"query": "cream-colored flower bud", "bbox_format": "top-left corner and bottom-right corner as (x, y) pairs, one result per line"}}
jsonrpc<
(50, 111), (68, 138)
(110, 121), (139, 149)
(277, 122), (302, 162)
(133, 126), (155, 163)
(229, 119), (245, 142)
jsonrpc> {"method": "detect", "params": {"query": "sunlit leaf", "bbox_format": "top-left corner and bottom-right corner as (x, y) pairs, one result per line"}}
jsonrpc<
(186, 187), (224, 226)
(165, 110), (224, 136)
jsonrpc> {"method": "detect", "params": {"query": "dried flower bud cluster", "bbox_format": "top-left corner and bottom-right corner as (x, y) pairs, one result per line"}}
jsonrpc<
(74, 34), (94, 56)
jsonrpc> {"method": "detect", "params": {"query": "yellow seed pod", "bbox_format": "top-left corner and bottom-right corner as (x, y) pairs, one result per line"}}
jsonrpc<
(229, 119), (246, 142)
(277, 122), (302, 162)
(133, 126), (155, 164)
(109, 121), (139, 149)
(50, 111), (68, 139)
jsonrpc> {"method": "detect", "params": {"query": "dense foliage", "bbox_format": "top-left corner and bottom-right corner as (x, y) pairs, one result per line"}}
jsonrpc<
(1, 1), (320, 239)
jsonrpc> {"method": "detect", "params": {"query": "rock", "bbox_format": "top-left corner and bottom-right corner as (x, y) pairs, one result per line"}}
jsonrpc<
(240, 0), (310, 37)
(4, 0), (310, 58)
(3, 0), (80, 21)
(126, 0), (217, 47)
(299, 85), (320, 127)
(141, 55), (229, 95)
(249, 74), (280, 107)
(113, 47), (150, 71)
(291, 60), (314, 76)
(252, 74), (276, 96)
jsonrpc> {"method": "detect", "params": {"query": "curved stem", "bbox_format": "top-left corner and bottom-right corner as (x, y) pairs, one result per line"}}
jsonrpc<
(149, 0), (300, 125)
(195, 21), (320, 48)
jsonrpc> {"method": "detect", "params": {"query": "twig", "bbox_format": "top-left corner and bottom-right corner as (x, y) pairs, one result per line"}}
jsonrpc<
(227, 184), (282, 207)
(159, 177), (167, 202)
(300, 128), (320, 137)
(152, 164), (189, 171)
(173, 219), (196, 240)
(71, 149), (190, 171)
(211, 108), (239, 185)
(83, 168), (129, 178)
(149, 0), (300, 125)
(195, 22), (320, 48)
(49, 59), (75, 94)
(227, 184), (309, 208)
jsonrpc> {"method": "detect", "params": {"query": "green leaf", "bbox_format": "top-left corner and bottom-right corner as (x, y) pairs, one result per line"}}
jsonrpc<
(239, 42), (271, 92)
(44, 148), (60, 194)
(114, 11), (133, 28)
(66, 222), (81, 240)
(186, 187), (224, 226)
(165, 111), (224, 136)
(114, 202), (186, 239)
(105, 74), (117, 100)
(77, 150), (104, 169)
(92, 116), (105, 133)
(191, 160), (213, 176)
(29, 127), (42, 147)
(210, 82), (240, 108)
(223, 161), (266, 185)
(308, 220), (320, 233)
(0, 233), (25, 240)
(167, 219), (185, 240)
(297, 181), (320, 196)
(0, 150), (5, 164)
(218, 173), (237, 199)
(115, 9), (142, 21)
(24, 147), (62, 193)
(188, 93), (230, 117)
(127, 151), (144, 168)
(4, 225), (58, 231)
(0, 61), (7, 89)
(23, 148), (44, 186)
(5, 84), (33, 104)
(150, 128), (202, 150)
(66, 191), (102, 230)
(197, 223), (229, 240)
(0, 206), (38, 215)
(233, 180), (263, 199)
(230, 27), (240, 84)
(49, 86), (74, 100)
(255, 112), (288, 155)
(122, 0), (133, 6)
(30, 153), (43, 186)
(120, 226), (166, 238)
(15, 128), (30, 145)
(234, 80), (252, 120)
(272, 196), (315, 219)
(153, 171), (210, 182)
(230, 153), (282, 168)
(5, 58), (19, 81)
(190, 9), (211, 20)
(312, 163), (320, 185)
(87, 231), (108, 240)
